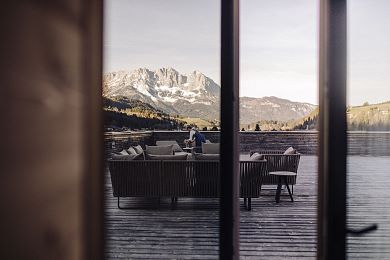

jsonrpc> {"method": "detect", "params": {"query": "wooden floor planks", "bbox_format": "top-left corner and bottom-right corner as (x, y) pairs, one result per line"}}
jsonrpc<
(104, 156), (390, 259)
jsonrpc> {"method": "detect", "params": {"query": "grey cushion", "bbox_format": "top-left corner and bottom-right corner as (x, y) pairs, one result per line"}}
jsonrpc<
(250, 152), (265, 161)
(145, 145), (174, 155)
(133, 145), (144, 154)
(156, 141), (183, 152)
(174, 151), (188, 156)
(202, 143), (220, 154)
(194, 153), (220, 161)
(111, 154), (140, 160)
(284, 146), (296, 154)
(146, 154), (188, 160)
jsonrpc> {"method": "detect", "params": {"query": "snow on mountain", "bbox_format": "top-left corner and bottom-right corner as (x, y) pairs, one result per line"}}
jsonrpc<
(103, 67), (316, 123)
(103, 67), (221, 119)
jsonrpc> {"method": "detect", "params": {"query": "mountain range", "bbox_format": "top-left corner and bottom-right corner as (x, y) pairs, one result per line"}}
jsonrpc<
(103, 67), (316, 124)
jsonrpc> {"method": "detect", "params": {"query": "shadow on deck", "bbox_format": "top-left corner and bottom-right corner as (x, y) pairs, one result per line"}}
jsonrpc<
(104, 156), (390, 259)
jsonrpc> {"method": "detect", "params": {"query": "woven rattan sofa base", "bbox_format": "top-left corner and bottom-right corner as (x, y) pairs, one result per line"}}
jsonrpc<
(108, 160), (267, 210)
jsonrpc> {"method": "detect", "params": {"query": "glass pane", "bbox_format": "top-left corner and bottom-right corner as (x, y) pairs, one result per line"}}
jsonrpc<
(103, 0), (221, 258)
(347, 0), (390, 258)
(240, 0), (318, 258)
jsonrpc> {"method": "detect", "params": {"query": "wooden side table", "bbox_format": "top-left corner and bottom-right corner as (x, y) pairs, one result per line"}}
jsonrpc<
(269, 171), (297, 203)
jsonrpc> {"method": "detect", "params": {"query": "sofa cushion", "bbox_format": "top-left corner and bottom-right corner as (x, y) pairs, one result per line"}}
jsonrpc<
(111, 154), (140, 160)
(202, 143), (220, 154)
(250, 152), (264, 161)
(146, 154), (188, 160)
(174, 151), (188, 156)
(194, 153), (220, 161)
(156, 141), (184, 152)
(145, 145), (174, 155)
(284, 146), (296, 154)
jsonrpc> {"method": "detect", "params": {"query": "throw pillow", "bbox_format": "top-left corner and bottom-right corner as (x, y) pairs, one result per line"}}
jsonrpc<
(250, 152), (264, 161)
(132, 145), (144, 155)
(119, 149), (129, 155)
(145, 145), (174, 155)
(284, 146), (296, 155)
(127, 146), (137, 155)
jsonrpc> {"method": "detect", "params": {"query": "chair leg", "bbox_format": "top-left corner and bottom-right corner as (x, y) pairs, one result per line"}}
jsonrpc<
(117, 197), (134, 209)
(284, 178), (294, 202)
(117, 197), (128, 209)
(247, 198), (252, 211)
(244, 197), (247, 209)
(292, 185), (294, 195)
(275, 177), (282, 203)
(171, 197), (177, 209)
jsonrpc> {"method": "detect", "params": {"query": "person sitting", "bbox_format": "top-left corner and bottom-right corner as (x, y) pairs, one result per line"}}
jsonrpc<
(192, 129), (206, 153)
(184, 126), (196, 147)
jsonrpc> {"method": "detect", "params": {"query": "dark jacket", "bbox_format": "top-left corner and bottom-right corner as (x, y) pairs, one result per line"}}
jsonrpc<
(193, 131), (206, 149)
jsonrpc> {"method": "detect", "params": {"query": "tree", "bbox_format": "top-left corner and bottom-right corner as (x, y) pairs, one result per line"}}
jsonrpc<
(211, 126), (218, 131)
(363, 101), (369, 106)
(202, 127), (208, 131)
(255, 124), (261, 131)
(241, 128), (245, 131)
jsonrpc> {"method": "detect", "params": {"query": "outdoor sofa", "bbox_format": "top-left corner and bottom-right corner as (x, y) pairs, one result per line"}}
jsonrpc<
(108, 158), (267, 211)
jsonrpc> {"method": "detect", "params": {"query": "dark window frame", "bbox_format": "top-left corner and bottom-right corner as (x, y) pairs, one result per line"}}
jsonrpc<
(318, 0), (347, 259)
(220, 0), (240, 259)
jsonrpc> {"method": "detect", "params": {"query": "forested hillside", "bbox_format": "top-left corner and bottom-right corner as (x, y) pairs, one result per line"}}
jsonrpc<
(103, 97), (186, 130)
(241, 102), (390, 131)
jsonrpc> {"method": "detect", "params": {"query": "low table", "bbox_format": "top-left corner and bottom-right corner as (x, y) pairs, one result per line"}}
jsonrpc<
(183, 147), (194, 154)
(269, 171), (297, 203)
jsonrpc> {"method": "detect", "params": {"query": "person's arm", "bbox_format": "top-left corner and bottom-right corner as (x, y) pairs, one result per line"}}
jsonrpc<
(189, 130), (195, 140)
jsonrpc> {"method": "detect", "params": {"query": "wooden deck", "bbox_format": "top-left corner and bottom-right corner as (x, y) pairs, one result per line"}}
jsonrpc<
(104, 156), (390, 259)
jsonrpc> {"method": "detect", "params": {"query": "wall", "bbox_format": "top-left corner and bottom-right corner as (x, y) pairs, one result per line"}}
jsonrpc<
(105, 131), (390, 156)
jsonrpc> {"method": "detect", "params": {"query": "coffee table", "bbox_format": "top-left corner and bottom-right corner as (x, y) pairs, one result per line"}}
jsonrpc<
(269, 171), (296, 203)
(183, 147), (194, 154)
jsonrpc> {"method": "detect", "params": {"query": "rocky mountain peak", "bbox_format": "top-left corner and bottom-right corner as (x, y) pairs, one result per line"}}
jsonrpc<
(103, 67), (316, 123)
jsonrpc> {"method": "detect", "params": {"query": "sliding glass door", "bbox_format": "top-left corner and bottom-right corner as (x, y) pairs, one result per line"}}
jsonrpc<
(346, 0), (390, 258)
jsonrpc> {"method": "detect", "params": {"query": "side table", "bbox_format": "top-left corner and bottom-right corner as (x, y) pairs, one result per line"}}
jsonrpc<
(269, 171), (296, 203)
(183, 147), (194, 154)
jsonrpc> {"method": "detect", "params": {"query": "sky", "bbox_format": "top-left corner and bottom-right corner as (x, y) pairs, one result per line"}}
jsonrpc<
(104, 0), (390, 106)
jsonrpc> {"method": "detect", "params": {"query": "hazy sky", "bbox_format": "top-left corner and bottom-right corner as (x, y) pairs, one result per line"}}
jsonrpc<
(104, 0), (390, 106)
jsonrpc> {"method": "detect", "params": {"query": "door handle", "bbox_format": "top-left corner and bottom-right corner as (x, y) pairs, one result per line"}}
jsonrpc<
(347, 224), (378, 236)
